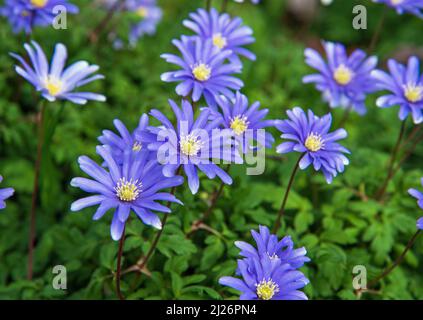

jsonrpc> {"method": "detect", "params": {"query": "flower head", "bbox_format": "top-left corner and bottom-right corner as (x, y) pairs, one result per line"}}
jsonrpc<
(183, 8), (256, 65)
(219, 227), (309, 300)
(303, 41), (378, 115)
(408, 178), (423, 230)
(233, 0), (260, 4)
(126, 0), (162, 45)
(0, 176), (14, 210)
(98, 114), (157, 164)
(276, 107), (350, 184)
(208, 92), (277, 153)
(0, 0), (78, 34)
(148, 99), (239, 194)
(70, 146), (183, 240)
(372, 56), (423, 124)
(235, 225), (310, 269)
(161, 36), (243, 107)
(373, 0), (423, 18)
(11, 41), (106, 104)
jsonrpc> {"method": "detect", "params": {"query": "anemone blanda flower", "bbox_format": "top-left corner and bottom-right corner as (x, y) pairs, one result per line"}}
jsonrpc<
(183, 8), (255, 65)
(126, 0), (162, 45)
(207, 92), (277, 154)
(373, 0), (423, 18)
(276, 107), (350, 184)
(303, 41), (378, 115)
(234, 0), (260, 4)
(219, 227), (309, 300)
(11, 41), (106, 105)
(235, 225), (310, 269)
(0, 176), (14, 210)
(71, 146), (183, 240)
(98, 114), (157, 164)
(408, 178), (423, 230)
(148, 99), (240, 194)
(0, 0), (79, 34)
(161, 36), (243, 108)
(372, 56), (423, 124)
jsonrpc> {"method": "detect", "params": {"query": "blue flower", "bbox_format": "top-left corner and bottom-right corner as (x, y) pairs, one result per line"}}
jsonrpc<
(0, 176), (14, 210)
(11, 41), (106, 104)
(235, 225), (310, 269)
(183, 8), (255, 65)
(276, 107), (350, 184)
(71, 146), (183, 240)
(219, 227), (309, 300)
(161, 36), (243, 107)
(408, 178), (423, 230)
(372, 56), (423, 124)
(374, 0), (423, 18)
(234, 0), (260, 4)
(148, 99), (238, 194)
(303, 41), (378, 115)
(126, 0), (162, 45)
(0, 0), (78, 34)
(208, 92), (277, 153)
(98, 114), (157, 164)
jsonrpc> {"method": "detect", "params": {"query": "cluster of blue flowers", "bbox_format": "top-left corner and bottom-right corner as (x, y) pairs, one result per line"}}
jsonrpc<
(1, 0), (423, 301)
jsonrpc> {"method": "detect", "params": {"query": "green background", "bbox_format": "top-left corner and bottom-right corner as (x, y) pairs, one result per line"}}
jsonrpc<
(0, 0), (422, 299)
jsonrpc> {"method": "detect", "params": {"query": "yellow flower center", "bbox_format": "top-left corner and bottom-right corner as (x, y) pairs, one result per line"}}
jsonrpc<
(132, 141), (142, 152)
(256, 279), (279, 300)
(180, 134), (203, 156)
(391, 0), (404, 5)
(44, 76), (63, 97)
(230, 115), (249, 135)
(212, 33), (227, 49)
(334, 64), (353, 85)
(404, 84), (423, 103)
(136, 6), (148, 17)
(192, 63), (211, 81)
(115, 178), (142, 202)
(305, 133), (324, 152)
(31, 0), (48, 8)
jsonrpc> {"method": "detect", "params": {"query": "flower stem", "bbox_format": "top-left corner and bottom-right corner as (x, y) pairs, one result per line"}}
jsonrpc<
(221, 0), (229, 12)
(338, 106), (352, 129)
(366, 230), (421, 290)
(368, 6), (387, 53)
(27, 101), (46, 280)
(89, 0), (125, 44)
(375, 120), (406, 201)
(273, 153), (304, 234)
(206, 0), (212, 10)
(116, 224), (126, 300)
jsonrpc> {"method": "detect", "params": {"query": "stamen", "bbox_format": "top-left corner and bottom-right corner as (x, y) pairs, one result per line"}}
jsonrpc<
(132, 141), (142, 152)
(305, 133), (324, 152)
(192, 63), (211, 81)
(230, 115), (249, 135)
(333, 64), (353, 85)
(212, 33), (227, 49)
(180, 134), (203, 156)
(404, 84), (423, 103)
(256, 279), (279, 300)
(391, 0), (404, 5)
(44, 76), (63, 97)
(115, 178), (142, 202)
(31, 0), (48, 8)
(136, 6), (148, 17)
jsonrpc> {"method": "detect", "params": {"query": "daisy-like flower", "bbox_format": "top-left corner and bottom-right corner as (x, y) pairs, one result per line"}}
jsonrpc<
(235, 225), (310, 269)
(98, 114), (157, 164)
(408, 178), (423, 230)
(219, 229), (309, 300)
(183, 8), (256, 65)
(303, 41), (378, 115)
(276, 107), (350, 184)
(71, 146), (184, 240)
(0, 176), (14, 210)
(11, 41), (106, 104)
(148, 99), (239, 194)
(208, 92), (277, 153)
(372, 56), (423, 124)
(126, 0), (162, 45)
(373, 0), (423, 18)
(234, 0), (260, 4)
(161, 36), (243, 108)
(0, 0), (79, 34)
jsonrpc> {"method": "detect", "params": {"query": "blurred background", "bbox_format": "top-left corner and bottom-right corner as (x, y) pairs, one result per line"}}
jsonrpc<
(0, 0), (423, 299)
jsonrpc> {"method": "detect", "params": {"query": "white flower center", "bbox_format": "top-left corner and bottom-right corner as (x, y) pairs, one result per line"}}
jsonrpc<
(212, 33), (227, 49)
(115, 178), (142, 202)
(256, 279), (279, 300)
(333, 64), (353, 85)
(305, 133), (324, 152)
(192, 63), (211, 81)
(404, 84), (423, 103)
(180, 134), (203, 156)
(230, 115), (249, 135)
(391, 0), (404, 5)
